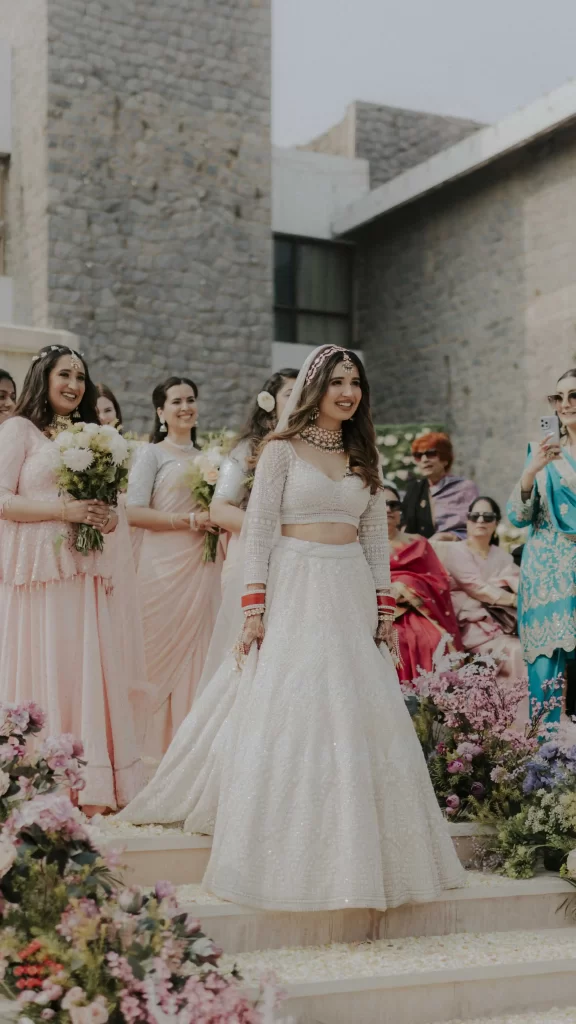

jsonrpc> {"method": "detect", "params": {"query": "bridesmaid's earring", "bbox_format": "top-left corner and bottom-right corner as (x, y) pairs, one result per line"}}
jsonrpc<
(159, 418), (167, 434)
(310, 407), (319, 423)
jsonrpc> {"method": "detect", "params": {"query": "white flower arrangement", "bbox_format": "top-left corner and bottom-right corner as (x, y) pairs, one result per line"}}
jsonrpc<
(374, 423), (444, 492)
(257, 390), (275, 413)
(53, 422), (134, 554)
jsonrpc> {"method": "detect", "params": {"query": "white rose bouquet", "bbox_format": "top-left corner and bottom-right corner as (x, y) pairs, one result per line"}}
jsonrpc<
(53, 422), (134, 555)
(182, 434), (225, 562)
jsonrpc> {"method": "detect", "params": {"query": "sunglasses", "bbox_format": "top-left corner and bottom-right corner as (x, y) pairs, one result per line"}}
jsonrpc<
(548, 391), (576, 408)
(386, 500), (402, 512)
(468, 512), (498, 523)
(413, 449), (438, 461)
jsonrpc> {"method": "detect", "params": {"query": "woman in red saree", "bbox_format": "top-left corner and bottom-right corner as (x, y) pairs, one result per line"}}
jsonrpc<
(385, 486), (463, 684)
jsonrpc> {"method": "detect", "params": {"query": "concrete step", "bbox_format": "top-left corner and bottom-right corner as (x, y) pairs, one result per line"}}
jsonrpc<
(95, 821), (485, 886)
(173, 875), (575, 953)
(231, 928), (576, 1024)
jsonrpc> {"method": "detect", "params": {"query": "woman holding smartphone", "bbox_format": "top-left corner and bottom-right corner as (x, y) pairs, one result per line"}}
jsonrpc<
(507, 369), (576, 724)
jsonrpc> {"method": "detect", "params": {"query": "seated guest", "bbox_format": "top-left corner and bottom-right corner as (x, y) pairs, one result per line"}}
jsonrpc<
(434, 497), (527, 691)
(385, 486), (463, 685)
(402, 432), (479, 541)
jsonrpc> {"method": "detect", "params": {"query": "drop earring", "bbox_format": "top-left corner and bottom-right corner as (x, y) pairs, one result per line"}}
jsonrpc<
(310, 407), (319, 423)
(159, 418), (167, 434)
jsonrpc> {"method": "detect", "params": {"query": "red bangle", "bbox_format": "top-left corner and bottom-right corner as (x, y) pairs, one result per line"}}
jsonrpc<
(376, 594), (396, 609)
(242, 592), (266, 608)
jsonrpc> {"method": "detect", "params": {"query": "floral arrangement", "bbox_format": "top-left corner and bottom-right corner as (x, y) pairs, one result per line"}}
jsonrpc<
(404, 641), (562, 823)
(182, 433), (228, 562)
(0, 703), (85, 826)
(0, 704), (278, 1023)
(374, 423), (443, 487)
(53, 423), (134, 554)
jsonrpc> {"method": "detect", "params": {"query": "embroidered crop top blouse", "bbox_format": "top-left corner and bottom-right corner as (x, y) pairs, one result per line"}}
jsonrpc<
(244, 439), (391, 590)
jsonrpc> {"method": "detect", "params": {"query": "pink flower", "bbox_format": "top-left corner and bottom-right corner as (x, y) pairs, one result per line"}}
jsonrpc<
(22, 702), (46, 730)
(34, 983), (63, 1005)
(154, 880), (175, 901)
(103, 846), (125, 871)
(0, 704), (30, 736)
(69, 997), (109, 1024)
(61, 987), (86, 1011)
(41, 1011), (56, 1020)
(447, 759), (465, 774)
(64, 766), (86, 791)
(6, 793), (90, 843)
(445, 794), (460, 809)
(117, 886), (145, 914)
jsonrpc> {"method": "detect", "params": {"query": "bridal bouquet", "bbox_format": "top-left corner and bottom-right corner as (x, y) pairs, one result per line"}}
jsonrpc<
(53, 423), (134, 555)
(182, 435), (226, 562)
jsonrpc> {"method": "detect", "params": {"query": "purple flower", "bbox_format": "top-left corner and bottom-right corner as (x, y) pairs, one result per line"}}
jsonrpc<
(21, 701), (46, 730)
(447, 759), (465, 774)
(470, 781), (485, 798)
(154, 880), (175, 901)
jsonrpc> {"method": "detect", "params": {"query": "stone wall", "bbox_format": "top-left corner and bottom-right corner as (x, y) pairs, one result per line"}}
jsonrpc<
(0, 0), (49, 326)
(354, 102), (482, 188)
(354, 126), (576, 505)
(303, 101), (481, 189)
(3, 0), (272, 432)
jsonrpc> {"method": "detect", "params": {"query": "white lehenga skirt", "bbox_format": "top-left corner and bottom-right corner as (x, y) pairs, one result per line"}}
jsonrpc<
(118, 537), (464, 910)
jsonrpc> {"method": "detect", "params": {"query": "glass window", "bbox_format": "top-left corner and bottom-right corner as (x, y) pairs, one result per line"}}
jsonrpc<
(273, 235), (353, 346)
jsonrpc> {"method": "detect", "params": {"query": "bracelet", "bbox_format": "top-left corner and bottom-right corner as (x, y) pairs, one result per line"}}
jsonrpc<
(377, 593), (396, 620)
(244, 606), (265, 618)
(189, 512), (197, 531)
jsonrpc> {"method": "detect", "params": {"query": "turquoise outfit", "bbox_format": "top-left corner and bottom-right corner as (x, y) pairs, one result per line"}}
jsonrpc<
(507, 446), (576, 723)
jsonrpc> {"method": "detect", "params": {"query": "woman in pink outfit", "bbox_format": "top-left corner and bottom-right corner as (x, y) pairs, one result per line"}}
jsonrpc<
(434, 496), (528, 720)
(0, 345), (145, 812)
(127, 377), (222, 762)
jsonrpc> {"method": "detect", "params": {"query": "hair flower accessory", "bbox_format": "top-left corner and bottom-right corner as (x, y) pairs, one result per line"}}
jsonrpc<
(257, 390), (275, 413)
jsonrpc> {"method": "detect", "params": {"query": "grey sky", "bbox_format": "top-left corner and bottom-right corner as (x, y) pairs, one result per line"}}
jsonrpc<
(273, 0), (576, 147)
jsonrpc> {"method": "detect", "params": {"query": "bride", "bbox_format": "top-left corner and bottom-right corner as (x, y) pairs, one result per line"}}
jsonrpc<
(118, 344), (464, 910)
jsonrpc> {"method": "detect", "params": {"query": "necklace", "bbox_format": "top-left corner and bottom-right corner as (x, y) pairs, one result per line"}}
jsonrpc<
(46, 414), (73, 439)
(164, 438), (196, 453)
(300, 424), (345, 454)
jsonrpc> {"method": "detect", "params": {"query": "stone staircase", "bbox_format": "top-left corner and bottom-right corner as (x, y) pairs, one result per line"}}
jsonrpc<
(95, 824), (576, 1024)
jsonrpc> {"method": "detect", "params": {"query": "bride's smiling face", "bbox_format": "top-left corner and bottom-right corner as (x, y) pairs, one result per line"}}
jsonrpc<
(317, 361), (362, 425)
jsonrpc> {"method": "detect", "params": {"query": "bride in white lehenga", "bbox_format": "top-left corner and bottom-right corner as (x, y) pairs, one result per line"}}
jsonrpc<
(118, 345), (465, 910)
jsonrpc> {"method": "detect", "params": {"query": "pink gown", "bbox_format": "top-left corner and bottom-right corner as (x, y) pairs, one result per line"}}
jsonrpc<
(0, 416), (145, 808)
(127, 444), (222, 761)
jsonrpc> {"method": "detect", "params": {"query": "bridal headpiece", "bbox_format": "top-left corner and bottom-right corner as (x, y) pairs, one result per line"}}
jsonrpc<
(305, 345), (354, 384)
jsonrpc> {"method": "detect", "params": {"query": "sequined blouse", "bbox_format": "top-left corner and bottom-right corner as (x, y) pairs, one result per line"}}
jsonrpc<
(244, 439), (391, 590)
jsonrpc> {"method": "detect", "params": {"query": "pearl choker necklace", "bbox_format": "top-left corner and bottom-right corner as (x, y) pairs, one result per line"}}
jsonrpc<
(300, 424), (345, 454)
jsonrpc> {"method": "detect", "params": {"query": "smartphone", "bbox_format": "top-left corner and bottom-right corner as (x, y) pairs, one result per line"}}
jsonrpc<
(539, 415), (560, 444)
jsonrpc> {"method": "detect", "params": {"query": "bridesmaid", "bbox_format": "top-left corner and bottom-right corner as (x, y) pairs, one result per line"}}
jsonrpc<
(96, 383), (123, 430)
(0, 369), (16, 424)
(0, 345), (144, 812)
(126, 376), (222, 761)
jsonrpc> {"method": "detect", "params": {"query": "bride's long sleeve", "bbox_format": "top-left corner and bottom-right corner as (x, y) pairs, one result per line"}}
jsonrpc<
(358, 488), (391, 592)
(244, 440), (290, 587)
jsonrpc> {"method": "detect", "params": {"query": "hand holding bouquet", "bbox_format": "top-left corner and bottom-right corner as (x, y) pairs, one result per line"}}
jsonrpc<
(53, 423), (134, 555)
(182, 436), (225, 562)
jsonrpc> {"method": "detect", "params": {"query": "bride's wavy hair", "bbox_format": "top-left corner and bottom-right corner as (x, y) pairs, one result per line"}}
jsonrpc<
(269, 349), (382, 494)
(234, 367), (299, 467)
(14, 345), (98, 431)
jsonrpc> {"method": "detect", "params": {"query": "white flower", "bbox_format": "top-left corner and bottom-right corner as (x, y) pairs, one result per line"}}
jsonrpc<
(402, 455), (413, 465)
(108, 436), (130, 466)
(82, 423), (100, 437)
(376, 436), (385, 446)
(61, 447), (95, 472)
(191, 937), (216, 957)
(204, 446), (223, 469)
(0, 769), (10, 797)
(0, 837), (17, 877)
(98, 424), (118, 438)
(257, 390), (275, 413)
(382, 434), (398, 447)
(54, 430), (76, 450)
(566, 849), (576, 877)
(73, 430), (91, 449)
(404, 432), (413, 441)
(416, 427), (432, 438)
(396, 469), (409, 480)
(380, 456), (390, 466)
